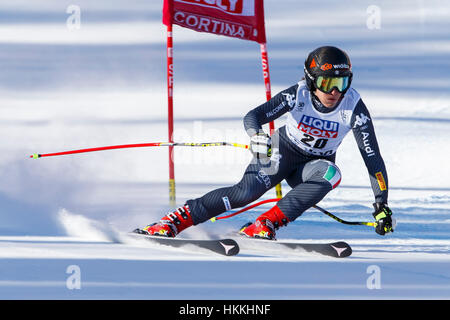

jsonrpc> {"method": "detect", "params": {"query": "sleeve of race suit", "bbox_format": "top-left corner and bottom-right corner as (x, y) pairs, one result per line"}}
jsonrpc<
(351, 99), (389, 204)
(243, 84), (298, 136)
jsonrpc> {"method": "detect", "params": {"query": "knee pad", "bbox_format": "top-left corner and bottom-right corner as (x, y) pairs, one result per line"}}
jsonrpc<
(302, 159), (342, 189)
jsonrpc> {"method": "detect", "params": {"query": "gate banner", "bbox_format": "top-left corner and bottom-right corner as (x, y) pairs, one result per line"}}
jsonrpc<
(163, 0), (267, 43)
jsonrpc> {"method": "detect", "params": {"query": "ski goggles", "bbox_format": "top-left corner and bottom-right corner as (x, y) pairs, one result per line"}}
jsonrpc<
(315, 76), (350, 93)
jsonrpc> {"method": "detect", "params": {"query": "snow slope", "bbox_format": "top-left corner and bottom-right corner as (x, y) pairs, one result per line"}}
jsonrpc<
(0, 0), (449, 300)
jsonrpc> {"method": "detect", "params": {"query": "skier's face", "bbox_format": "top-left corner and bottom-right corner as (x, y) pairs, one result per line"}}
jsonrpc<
(314, 88), (342, 108)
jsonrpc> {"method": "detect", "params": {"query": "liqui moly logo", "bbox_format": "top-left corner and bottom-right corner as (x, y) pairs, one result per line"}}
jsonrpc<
(176, 0), (254, 16)
(298, 115), (339, 138)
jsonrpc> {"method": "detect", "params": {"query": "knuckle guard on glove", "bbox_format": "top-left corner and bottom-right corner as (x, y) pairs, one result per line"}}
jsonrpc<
(372, 202), (394, 235)
(250, 133), (272, 158)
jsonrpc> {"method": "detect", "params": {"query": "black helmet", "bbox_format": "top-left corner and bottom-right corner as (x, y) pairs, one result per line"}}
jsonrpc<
(304, 46), (353, 94)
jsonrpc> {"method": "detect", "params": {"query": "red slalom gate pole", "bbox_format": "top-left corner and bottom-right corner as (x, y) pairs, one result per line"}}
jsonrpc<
(260, 43), (282, 199)
(260, 43), (273, 133)
(167, 24), (176, 207)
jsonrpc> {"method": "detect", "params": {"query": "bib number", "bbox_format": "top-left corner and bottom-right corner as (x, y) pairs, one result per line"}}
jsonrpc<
(300, 133), (328, 149)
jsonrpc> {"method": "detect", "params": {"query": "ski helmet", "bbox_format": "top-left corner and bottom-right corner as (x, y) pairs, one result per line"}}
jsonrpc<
(304, 46), (353, 94)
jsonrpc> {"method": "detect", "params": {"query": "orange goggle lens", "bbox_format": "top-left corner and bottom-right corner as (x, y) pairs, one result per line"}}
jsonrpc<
(315, 76), (350, 93)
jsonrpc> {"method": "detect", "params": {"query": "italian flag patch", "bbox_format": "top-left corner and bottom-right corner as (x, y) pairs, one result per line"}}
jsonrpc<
(323, 165), (341, 189)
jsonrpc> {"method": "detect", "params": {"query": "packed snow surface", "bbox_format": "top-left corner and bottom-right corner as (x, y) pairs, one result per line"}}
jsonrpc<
(0, 0), (449, 299)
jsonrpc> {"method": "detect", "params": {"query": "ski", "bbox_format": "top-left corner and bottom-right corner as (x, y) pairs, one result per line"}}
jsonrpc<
(130, 230), (240, 256)
(275, 240), (352, 258)
(237, 237), (352, 258)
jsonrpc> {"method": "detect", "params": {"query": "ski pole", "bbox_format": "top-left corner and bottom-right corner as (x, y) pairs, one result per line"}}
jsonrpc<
(211, 198), (376, 227)
(29, 141), (249, 159)
(312, 205), (376, 227)
(210, 198), (278, 222)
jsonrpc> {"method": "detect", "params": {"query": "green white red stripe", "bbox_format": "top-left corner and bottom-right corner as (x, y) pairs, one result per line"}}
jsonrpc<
(323, 165), (341, 189)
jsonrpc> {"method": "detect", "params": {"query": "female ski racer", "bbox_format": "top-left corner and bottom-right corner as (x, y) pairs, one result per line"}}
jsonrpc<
(137, 46), (394, 239)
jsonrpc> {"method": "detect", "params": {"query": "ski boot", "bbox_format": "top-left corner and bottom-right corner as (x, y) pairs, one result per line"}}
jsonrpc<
(239, 205), (289, 240)
(136, 205), (194, 237)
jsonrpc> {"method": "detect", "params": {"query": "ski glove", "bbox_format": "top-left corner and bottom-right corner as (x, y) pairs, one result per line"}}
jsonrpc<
(250, 132), (272, 159)
(372, 202), (394, 235)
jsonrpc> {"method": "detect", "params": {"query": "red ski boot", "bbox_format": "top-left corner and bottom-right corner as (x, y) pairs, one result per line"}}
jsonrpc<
(140, 205), (193, 237)
(239, 205), (289, 240)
